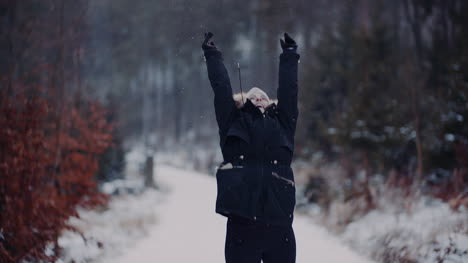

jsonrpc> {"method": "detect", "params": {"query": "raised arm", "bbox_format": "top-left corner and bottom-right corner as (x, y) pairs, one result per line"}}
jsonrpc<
(277, 33), (300, 134)
(202, 32), (236, 136)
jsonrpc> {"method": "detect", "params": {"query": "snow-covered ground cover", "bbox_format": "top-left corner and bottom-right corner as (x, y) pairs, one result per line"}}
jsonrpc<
(57, 163), (373, 263)
(56, 188), (165, 263)
(294, 161), (468, 263)
(340, 198), (468, 262)
(301, 192), (468, 263)
(55, 144), (466, 263)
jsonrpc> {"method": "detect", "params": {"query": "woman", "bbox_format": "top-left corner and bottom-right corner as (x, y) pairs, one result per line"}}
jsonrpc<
(202, 31), (300, 263)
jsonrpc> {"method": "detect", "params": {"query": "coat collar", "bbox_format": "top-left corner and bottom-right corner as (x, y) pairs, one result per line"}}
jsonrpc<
(242, 99), (278, 118)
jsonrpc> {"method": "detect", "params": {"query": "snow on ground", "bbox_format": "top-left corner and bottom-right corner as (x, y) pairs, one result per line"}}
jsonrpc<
(56, 188), (165, 263)
(57, 163), (373, 263)
(56, 146), (467, 263)
(340, 198), (468, 262)
(111, 165), (373, 263)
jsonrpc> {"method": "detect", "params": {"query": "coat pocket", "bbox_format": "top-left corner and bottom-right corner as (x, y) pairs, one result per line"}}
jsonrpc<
(269, 166), (296, 217)
(272, 136), (293, 154)
(267, 135), (293, 165)
(222, 125), (251, 164)
(215, 167), (251, 216)
(226, 125), (250, 144)
(272, 171), (294, 186)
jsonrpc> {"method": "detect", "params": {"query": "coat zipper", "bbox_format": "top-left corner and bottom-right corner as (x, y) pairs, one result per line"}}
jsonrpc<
(272, 171), (295, 186)
(256, 112), (267, 221)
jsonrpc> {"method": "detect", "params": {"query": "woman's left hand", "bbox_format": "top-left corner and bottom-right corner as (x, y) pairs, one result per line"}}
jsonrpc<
(280, 32), (297, 52)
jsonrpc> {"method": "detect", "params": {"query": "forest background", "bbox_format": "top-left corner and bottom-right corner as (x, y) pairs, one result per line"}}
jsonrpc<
(0, 0), (467, 262)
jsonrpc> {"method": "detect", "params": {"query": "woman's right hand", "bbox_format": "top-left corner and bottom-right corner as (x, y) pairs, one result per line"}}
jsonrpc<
(202, 32), (217, 51)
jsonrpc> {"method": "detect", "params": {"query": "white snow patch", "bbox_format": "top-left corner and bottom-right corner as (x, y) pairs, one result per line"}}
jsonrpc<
(341, 198), (468, 262)
(56, 189), (164, 263)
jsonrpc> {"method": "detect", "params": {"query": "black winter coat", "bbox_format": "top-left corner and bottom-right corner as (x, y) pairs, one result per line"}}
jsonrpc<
(204, 48), (300, 226)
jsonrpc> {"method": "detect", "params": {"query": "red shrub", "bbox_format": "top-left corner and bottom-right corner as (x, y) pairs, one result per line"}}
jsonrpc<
(0, 85), (113, 262)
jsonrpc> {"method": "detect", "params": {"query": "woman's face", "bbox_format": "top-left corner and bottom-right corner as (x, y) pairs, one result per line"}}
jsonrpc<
(247, 88), (270, 111)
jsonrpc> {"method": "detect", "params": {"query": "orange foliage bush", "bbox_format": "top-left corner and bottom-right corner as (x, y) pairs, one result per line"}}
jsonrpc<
(0, 85), (113, 262)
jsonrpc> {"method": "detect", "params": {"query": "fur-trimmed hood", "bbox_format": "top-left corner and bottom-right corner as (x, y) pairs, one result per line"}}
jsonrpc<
(232, 92), (278, 109)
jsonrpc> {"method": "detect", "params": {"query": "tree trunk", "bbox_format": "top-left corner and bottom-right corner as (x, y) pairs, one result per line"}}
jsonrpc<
(144, 155), (156, 189)
(53, 1), (66, 190)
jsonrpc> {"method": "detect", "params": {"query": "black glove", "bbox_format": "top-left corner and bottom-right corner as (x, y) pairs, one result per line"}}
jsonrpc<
(202, 32), (217, 51)
(280, 32), (297, 52)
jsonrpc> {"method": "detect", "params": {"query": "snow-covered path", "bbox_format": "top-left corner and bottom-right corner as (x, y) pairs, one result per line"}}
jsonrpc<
(115, 165), (373, 263)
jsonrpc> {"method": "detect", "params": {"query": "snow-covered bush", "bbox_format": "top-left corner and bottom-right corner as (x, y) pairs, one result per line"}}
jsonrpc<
(57, 189), (163, 263)
(298, 162), (468, 263)
(341, 198), (468, 263)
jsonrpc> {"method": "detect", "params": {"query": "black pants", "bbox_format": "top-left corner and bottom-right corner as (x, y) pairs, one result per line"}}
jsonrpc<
(225, 216), (296, 263)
